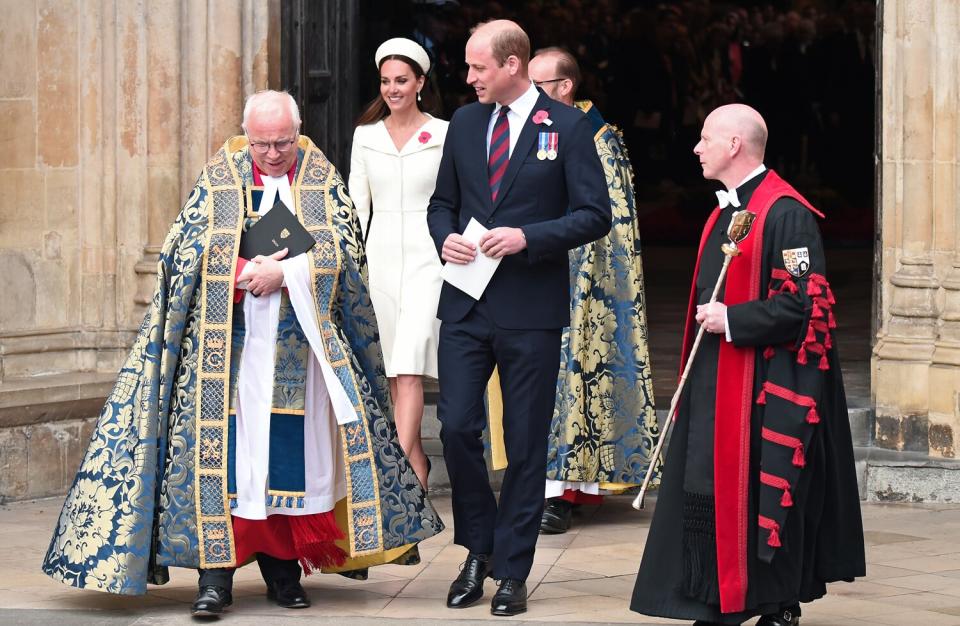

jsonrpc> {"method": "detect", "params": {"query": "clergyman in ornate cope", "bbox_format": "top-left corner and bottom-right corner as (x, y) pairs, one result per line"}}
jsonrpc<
(41, 91), (442, 617)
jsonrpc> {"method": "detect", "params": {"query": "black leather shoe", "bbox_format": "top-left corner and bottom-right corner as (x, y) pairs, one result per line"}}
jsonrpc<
(540, 498), (574, 534)
(191, 585), (232, 617)
(446, 553), (492, 608)
(266, 579), (311, 609)
(337, 568), (370, 580)
(491, 578), (527, 616)
(756, 604), (800, 626)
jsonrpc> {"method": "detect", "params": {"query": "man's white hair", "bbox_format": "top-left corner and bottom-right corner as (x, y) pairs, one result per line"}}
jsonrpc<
(241, 90), (301, 131)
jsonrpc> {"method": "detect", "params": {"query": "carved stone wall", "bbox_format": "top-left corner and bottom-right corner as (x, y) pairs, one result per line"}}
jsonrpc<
(0, 0), (278, 501)
(874, 0), (960, 460)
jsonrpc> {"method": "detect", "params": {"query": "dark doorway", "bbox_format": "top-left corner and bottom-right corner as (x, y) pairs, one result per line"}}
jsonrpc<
(286, 0), (877, 408)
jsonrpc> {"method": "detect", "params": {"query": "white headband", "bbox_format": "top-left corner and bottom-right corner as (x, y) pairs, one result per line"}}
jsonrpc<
(375, 37), (431, 75)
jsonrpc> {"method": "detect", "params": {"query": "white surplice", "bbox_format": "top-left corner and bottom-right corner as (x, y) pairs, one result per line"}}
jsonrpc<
(232, 174), (357, 520)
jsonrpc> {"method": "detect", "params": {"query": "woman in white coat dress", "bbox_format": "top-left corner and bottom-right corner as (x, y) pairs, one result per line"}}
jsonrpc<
(349, 38), (447, 490)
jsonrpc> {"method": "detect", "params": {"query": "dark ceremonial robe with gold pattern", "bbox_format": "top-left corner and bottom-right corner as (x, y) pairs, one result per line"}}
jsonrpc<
(546, 101), (659, 489)
(41, 136), (443, 595)
(631, 170), (863, 623)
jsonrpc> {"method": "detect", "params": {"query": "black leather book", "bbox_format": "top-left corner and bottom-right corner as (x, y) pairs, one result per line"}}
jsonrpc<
(238, 198), (315, 259)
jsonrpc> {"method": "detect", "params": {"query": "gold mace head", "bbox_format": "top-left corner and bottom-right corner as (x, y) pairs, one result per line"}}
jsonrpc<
(722, 209), (757, 257)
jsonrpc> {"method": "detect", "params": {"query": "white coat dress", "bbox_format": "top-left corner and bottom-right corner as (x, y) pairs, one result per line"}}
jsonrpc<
(348, 115), (448, 378)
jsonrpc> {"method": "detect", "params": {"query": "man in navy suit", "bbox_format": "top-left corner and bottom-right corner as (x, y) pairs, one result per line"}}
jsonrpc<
(427, 19), (611, 616)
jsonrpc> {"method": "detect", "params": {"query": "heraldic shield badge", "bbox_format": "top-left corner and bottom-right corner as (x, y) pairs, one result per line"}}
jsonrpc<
(782, 246), (811, 277)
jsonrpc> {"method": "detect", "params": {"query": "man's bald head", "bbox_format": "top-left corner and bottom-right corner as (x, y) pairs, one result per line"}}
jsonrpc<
(705, 103), (768, 160)
(694, 104), (768, 188)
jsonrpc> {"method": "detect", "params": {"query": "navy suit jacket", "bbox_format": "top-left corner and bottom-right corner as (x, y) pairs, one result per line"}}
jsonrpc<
(427, 91), (611, 329)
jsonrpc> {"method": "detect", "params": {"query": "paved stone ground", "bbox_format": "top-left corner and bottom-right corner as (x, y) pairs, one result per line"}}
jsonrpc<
(2, 494), (960, 625)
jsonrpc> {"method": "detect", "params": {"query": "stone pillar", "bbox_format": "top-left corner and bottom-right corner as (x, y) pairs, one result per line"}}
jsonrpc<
(874, 0), (960, 457)
(929, 1), (960, 460)
(134, 0), (182, 306)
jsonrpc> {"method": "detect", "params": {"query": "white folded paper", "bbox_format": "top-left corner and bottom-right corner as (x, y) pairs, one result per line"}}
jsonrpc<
(440, 217), (502, 300)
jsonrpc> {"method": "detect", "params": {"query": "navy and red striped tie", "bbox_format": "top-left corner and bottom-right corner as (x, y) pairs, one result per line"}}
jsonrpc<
(488, 106), (510, 201)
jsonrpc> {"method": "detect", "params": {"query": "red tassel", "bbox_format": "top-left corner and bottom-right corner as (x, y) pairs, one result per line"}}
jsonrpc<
(806, 281), (822, 296)
(759, 515), (783, 548)
(792, 445), (806, 468)
(288, 512), (347, 574)
(824, 332), (833, 349)
(768, 525), (781, 547)
(828, 311), (837, 329)
(797, 347), (808, 365)
(764, 346), (776, 359)
(757, 389), (767, 405)
(785, 280), (798, 294)
(805, 323), (817, 344)
(772, 268), (792, 280)
(826, 287), (836, 305)
(781, 489), (794, 507)
(819, 353), (829, 371)
(811, 302), (823, 319)
(806, 406), (820, 424)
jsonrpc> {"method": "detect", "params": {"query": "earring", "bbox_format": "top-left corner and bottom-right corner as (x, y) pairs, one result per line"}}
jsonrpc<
(417, 91), (422, 103)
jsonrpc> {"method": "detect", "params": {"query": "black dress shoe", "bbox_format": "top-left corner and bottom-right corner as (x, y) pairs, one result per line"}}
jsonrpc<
(191, 585), (232, 617)
(266, 579), (311, 609)
(756, 604), (800, 626)
(337, 568), (370, 580)
(540, 498), (574, 534)
(491, 578), (527, 616)
(446, 553), (492, 608)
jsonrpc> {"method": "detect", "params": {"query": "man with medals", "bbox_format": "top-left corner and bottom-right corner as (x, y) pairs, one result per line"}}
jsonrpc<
(508, 47), (659, 534)
(629, 104), (864, 625)
(428, 21), (610, 616)
(41, 90), (443, 617)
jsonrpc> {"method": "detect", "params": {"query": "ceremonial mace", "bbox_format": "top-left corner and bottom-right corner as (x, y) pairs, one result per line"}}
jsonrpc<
(633, 209), (757, 510)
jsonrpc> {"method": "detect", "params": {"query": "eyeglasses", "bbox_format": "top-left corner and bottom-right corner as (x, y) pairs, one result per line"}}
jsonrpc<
(248, 136), (298, 154)
(533, 78), (566, 87)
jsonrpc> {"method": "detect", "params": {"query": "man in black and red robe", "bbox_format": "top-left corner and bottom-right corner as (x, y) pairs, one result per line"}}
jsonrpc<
(630, 104), (864, 626)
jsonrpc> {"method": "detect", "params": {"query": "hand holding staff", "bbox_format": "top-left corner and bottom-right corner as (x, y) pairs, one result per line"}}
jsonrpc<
(633, 209), (757, 510)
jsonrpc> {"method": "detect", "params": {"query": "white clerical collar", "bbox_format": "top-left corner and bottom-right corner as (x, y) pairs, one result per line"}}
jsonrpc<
(734, 163), (767, 191)
(716, 164), (767, 209)
(257, 174), (295, 215)
(493, 82), (540, 122)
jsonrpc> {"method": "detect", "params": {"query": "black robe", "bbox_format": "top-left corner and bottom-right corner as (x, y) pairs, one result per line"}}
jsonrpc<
(630, 170), (864, 624)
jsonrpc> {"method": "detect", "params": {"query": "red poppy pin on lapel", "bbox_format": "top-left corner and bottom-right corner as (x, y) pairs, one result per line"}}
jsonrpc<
(532, 109), (552, 126)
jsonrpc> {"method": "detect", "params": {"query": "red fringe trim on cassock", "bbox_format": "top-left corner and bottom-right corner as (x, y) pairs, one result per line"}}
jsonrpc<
(233, 511), (347, 575)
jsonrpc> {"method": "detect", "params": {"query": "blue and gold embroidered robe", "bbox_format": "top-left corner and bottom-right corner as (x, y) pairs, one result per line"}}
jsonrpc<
(545, 102), (660, 489)
(41, 136), (443, 595)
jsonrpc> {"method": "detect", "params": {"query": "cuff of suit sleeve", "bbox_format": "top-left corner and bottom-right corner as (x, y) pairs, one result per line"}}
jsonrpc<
(724, 308), (733, 343)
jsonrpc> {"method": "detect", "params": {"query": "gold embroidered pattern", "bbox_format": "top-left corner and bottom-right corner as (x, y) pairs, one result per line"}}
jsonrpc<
(193, 146), (244, 568)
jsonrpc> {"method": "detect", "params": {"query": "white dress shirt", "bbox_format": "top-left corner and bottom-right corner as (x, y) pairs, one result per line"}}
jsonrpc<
(485, 82), (541, 159)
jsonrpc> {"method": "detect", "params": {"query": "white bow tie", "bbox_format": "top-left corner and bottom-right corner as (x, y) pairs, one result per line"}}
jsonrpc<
(716, 188), (741, 209)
